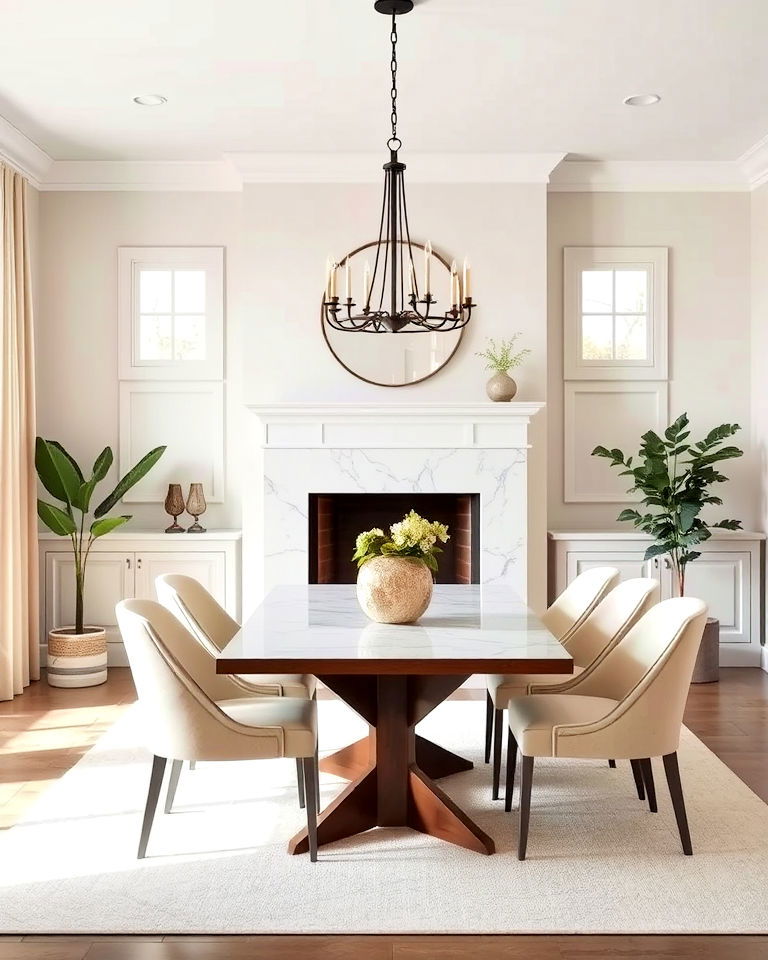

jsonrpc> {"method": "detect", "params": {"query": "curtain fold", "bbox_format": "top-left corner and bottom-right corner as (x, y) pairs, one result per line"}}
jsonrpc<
(0, 162), (39, 700)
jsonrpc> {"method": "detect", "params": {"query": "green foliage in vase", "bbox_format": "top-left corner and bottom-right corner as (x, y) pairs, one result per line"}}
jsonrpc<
(352, 510), (450, 573)
(475, 334), (531, 374)
(592, 413), (743, 596)
(35, 438), (166, 633)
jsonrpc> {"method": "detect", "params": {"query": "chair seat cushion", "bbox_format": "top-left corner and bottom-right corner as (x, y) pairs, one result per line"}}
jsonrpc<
(487, 667), (583, 709)
(217, 696), (317, 758)
(236, 674), (317, 698)
(507, 694), (618, 758)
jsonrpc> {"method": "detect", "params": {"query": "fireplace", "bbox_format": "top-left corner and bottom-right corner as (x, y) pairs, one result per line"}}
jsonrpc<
(308, 493), (480, 585)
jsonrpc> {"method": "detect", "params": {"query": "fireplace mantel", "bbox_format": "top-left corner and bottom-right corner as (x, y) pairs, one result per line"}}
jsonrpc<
(248, 402), (545, 449)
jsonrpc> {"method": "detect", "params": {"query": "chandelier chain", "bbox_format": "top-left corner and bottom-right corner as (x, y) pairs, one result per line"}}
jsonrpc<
(389, 13), (398, 147)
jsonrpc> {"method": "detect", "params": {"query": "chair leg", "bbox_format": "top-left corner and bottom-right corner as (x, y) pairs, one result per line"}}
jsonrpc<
(296, 758), (306, 809)
(164, 759), (182, 814)
(303, 755), (318, 862)
(504, 728), (518, 812)
(484, 691), (493, 764)
(639, 758), (657, 812)
(189, 760), (196, 771)
(518, 755), (534, 861)
(608, 759), (616, 768)
(630, 759), (646, 801)
(491, 708), (504, 800)
(138, 755), (166, 859)
(314, 742), (321, 812)
(663, 752), (693, 855)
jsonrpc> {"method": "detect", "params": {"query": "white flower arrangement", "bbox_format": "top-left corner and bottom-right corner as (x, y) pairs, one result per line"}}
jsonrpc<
(352, 510), (450, 573)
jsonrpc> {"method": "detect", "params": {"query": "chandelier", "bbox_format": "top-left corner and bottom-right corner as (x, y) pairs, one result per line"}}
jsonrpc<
(323, 0), (476, 334)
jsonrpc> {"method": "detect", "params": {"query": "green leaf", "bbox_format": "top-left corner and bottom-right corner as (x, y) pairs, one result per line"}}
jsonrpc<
(617, 509), (641, 523)
(644, 542), (672, 562)
(48, 441), (84, 483)
(91, 447), (113, 482)
(37, 499), (77, 536)
(678, 502), (700, 532)
(423, 553), (438, 572)
(73, 478), (97, 512)
(35, 438), (75, 506)
(712, 519), (743, 530)
(93, 446), (166, 518)
(90, 515), (131, 539)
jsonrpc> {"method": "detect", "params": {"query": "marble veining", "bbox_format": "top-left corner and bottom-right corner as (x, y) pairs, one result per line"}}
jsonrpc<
(219, 584), (571, 666)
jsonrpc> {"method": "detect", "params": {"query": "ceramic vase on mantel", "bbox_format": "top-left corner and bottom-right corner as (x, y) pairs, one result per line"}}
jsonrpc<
(486, 371), (517, 402)
(356, 556), (434, 624)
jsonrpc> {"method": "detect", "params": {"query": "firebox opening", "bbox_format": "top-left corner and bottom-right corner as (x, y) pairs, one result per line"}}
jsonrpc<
(308, 492), (480, 585)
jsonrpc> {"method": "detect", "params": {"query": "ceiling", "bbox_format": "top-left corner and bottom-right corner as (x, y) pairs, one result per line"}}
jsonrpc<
(1, 0), (767, 163)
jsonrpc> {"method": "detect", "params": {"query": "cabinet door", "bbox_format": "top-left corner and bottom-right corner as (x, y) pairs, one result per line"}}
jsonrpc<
(46, 551), (133, 646)
(683, 552), (750, 644)
(134, 551), (227, 608)
(565, 549), (672, 594)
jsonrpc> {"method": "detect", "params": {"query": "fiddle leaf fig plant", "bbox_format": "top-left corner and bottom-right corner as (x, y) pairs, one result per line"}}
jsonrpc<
(36, 438), (166, 634)
(592, 413), (743, 596)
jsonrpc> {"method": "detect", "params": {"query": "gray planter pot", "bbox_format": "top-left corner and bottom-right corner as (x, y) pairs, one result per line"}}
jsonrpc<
(691, 617), (719, 683)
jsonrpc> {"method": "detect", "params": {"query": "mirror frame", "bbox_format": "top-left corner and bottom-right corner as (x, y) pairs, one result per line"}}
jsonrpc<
(321, 239), (465, 387)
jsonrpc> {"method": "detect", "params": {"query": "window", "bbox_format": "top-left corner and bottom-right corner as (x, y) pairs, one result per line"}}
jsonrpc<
(118, 247), (223, 379)
(564, 247), (667, 380)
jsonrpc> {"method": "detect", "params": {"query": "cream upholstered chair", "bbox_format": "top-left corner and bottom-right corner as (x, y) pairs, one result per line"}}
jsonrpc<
(156, 574), (318, 803)
(116, 599), (319, 861)
(484, 566), (621, 790)
(505, 596), (708, 860)
(486, 576), (658, 800)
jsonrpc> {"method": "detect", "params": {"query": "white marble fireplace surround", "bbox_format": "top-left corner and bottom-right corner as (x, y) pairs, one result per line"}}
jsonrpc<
(244, 403), (544, 614)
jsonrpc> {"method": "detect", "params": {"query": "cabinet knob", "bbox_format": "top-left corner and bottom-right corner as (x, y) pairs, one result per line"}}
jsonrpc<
(126, 558), (131, 570)
(137, 557), (142, 570)
(654, 558), (659, 568)
(664, 557), (671, 569)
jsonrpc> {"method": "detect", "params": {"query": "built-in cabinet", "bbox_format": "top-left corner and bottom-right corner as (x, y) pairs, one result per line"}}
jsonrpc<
(40, 531), (241, 666)
(548, 530), (764, 666)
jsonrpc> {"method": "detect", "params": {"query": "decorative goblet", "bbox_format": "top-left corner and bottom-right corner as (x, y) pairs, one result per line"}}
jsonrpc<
(164, 484), (185, 533)
(186, 483), (207, 533)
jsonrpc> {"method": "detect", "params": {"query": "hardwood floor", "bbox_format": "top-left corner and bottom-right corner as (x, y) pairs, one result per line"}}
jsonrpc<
(1, 667), (767, 957)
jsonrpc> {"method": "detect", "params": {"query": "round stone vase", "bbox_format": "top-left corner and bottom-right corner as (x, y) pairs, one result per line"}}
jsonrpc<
(486, 372), (517, 402)
(356, 556), (434, 624)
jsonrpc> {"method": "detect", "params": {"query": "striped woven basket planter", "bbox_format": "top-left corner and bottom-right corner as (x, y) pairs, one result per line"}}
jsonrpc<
(47, 627), (108, 688)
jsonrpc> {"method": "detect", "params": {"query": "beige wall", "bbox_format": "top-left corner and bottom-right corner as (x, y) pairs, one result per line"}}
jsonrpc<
(35, 184), (550, 607)
(547, 191), (756, 532)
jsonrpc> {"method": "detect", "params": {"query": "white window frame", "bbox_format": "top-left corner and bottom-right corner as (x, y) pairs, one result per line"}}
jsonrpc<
(118, 246), (224, 380)
(563, 247), (668, 380)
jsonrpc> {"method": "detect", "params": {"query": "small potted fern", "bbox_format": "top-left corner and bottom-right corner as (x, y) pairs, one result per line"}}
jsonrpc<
(476, 334), (531, 401)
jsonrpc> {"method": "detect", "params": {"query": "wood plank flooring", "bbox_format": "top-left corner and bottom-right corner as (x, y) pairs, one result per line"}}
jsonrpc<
(1, 667), (767, 958)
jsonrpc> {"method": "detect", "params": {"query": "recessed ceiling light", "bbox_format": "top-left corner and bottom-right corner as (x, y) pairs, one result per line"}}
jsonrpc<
(133, 94), (167, 106)
(623, 93), (661, 107)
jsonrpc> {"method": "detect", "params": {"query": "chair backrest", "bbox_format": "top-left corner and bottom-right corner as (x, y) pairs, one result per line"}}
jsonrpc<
(564, 577), (659, 669)
(556, 597), (708, 759)
(155, 574), (239, 654)
(116, 599), (281, 760)
(541, 566), (620, 642)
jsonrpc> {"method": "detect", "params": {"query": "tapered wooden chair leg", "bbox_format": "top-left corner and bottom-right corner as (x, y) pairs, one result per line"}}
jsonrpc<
(303, 755), (318, 862)
(296, 758), (306, 809)
(138, 755), (166, 859)
(630, 759), (646, 800)
(504, 728), (518, 812)
(484, 691), (493, 764)
(518, 755), (534, 861)
(639, 758), (657, 812)
(663, 752), (693, 855)
(314, 743), (321, 811)
(608, 759), (616, 768)
(492, 709), (504, 800)
(164, 759), (182, 814)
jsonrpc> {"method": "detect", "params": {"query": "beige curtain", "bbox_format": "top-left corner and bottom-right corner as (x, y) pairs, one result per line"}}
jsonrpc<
(0, 163), (39, 700)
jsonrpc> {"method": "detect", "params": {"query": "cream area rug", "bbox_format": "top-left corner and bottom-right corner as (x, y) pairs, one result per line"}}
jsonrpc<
(1, 698), (767, 934)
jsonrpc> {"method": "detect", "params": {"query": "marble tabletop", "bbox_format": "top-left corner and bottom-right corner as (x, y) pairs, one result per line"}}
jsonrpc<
(216, 584), (573, 677)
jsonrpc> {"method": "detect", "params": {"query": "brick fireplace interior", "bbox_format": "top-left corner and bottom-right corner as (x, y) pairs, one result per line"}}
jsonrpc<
(308, 493), (480, 585)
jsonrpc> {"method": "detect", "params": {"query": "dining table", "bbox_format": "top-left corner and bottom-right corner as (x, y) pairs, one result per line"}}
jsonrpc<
(216, 583), (573, 856)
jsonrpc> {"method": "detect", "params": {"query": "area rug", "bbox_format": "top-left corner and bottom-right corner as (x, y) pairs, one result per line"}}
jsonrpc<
(1, 698), (767, 934)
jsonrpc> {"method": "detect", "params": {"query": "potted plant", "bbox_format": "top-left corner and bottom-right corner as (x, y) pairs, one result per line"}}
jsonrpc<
(36, 438), (166, 687)
(592, 413), (743, 682)
(476, 334), (531, 402)
(352, 510), (450, 624)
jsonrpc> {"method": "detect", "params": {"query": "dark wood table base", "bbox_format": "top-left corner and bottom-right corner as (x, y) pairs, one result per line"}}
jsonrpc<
(289, 674), (495, 856)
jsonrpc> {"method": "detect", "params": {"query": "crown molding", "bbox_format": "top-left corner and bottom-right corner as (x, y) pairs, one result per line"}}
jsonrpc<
(0, 115), (52, 187)
(548, 159), (749, 192)
(225, 152), (566, 184)
(39, 159), (242, 192)
(739, 133), (768, 190)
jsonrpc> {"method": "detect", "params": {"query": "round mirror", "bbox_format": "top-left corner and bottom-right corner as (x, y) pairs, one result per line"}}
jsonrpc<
(321, 241), (464, 387)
